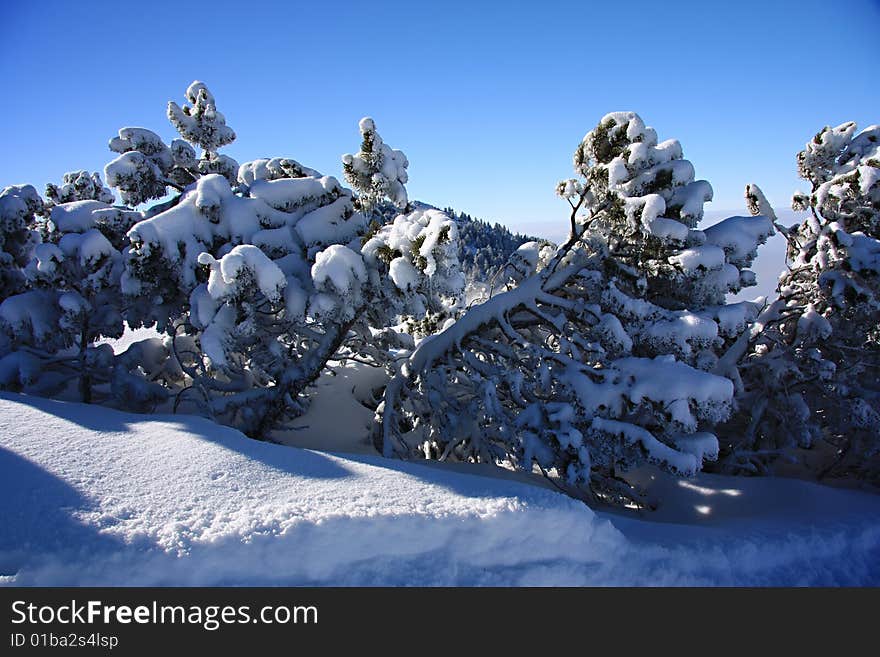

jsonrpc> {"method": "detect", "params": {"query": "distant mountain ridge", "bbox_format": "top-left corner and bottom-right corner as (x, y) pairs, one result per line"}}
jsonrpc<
(440, 206), (540, 285)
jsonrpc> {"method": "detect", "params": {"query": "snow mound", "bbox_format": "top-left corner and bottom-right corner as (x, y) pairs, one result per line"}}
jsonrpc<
(0, 394), (623, 586)
(1, 394), (878, 586)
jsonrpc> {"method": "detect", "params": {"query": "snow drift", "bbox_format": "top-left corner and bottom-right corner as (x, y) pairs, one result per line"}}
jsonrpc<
(1, 393), (878, 586)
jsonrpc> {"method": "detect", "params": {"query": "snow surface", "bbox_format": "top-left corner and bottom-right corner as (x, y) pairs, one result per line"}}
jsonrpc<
(94, 324), (162, 355)
(2, 392), (879, 586)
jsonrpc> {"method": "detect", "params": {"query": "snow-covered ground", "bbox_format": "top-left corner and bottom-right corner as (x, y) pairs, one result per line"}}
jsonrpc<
(2, 391), (878, 586)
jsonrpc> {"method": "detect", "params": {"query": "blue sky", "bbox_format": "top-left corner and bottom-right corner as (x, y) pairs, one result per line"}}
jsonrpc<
(2, 0), (878, 286)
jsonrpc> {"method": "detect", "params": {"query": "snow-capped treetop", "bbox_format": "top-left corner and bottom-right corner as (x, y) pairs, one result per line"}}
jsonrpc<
(109, 127), (172, 159)
(0, 185), (43, 237)
(105, 128), (195, 205)
(105, 82), (239, 206)
(166, 81), (238, 184)
(310, 244), (368, 322)
(377, 112), (773, 505)
(125, 171), (358, 301)
(46, 201), (141, 252)
(564, 112), (773, 309)
(794, 122), (880, 237)
(796, 121), (879, 186)
(198, 245), (286, 304)
(727, 120), (880, 477)
(167, 81), (236, 156)
(342, 117), (409, 212)
(703, 214), (776, 270)
(45, 171), (114, 207)
(776, 121), (880, 305)
(573, 111), (712, 230)
(744, 183), (778, 223)
(0, 185), (42, 297)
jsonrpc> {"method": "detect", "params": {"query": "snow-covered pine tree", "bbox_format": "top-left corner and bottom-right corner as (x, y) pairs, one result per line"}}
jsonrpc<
(377, 112), (773, 504)
(167, 81), (239, 183)
(120, 110), (459, 436)
(0, 185), (42, 300)
(342, 117), (410, 219)
(360, 208), (465, 339)
(105, 127), (195, 207)
(0, 188), (141, 401)
(105, 81), (238, 207)
(45, 170), (115, 207)
(122, 160), (368, 434)
(724, 122), (880, 481)
(343, 119), (464, 349)
(1, 84), (466, 435)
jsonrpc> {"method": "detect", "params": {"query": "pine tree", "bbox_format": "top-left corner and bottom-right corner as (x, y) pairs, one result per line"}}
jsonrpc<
(105, 81), (238, 207)
(0, 190), (139, 401)
(112, 95), (462, 436)
(724, 122), (880, 481)
(377, 112), (772, 504)
(167, 81), (238, 182)
(342, 117), (409, 217)
(45, 170), (115, 207)
(0, 185), (42, 299)
(361, 208), (465, 339)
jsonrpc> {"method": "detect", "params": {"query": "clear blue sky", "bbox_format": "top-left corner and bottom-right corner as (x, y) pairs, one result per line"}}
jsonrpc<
(2, 0), (878, 245)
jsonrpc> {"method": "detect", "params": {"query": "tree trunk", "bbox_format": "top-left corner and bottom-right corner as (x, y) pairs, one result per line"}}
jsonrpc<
(250, 316), (359, 439)
(78, 326), (91, 404)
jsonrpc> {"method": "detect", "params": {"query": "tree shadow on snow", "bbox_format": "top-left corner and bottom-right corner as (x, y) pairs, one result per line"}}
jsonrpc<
(336, 451), (564, 501)
(1, 391), (134, 432)
(184, 418), (356, 481)
(1, 392), (353, 481)
(0, 445), (127, 580)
